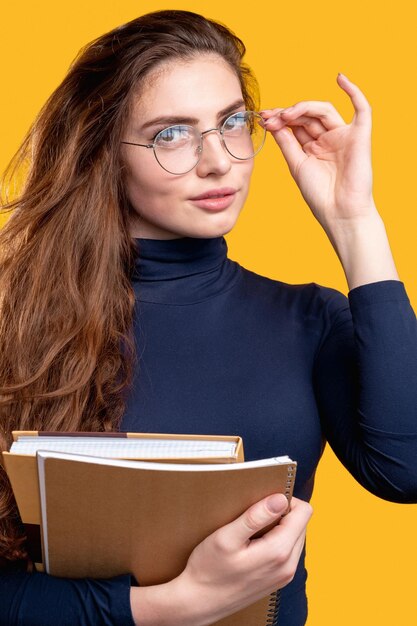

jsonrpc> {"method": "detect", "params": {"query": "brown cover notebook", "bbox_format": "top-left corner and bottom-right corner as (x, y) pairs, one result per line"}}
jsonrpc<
(37, 451), (296, 626)
(3, 431), (243, 573)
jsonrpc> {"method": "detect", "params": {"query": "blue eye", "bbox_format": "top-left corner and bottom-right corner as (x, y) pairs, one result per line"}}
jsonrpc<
(223, 112), (248, 133)
(155, 125), (193, 147)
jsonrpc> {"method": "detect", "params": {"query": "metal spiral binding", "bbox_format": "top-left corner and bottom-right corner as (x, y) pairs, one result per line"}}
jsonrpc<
(285, 465), (296, 499)
(266, 463), (296, 624)
(266, 589), (281, 625)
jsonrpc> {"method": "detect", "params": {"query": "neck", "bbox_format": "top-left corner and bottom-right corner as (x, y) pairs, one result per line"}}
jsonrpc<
(131, 236), (241, 305)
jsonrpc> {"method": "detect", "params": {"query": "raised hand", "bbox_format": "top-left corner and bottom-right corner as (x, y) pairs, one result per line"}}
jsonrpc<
(259, 74), (377, 233)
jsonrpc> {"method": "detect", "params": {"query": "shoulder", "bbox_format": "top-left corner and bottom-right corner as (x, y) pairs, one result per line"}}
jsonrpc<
(236, 263), (349, 323)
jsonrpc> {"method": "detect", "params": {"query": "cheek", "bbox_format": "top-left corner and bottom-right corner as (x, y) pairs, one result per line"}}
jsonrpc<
(123, 157), (184, 214)
(246, 160), (255, 179)
(124, 155), (161, 196)
(240, 160), (254, 191)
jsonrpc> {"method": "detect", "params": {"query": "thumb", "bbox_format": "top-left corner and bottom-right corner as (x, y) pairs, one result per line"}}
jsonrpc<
(270, 127), (308, 179)
(222, 493), (289, 549)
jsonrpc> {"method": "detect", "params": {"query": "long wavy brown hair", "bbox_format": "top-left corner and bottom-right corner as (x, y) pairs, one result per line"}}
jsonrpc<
(0, 9), (259, 567)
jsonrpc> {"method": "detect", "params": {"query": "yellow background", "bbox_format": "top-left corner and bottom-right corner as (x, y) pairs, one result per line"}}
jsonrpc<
(1, 1), (416, 624)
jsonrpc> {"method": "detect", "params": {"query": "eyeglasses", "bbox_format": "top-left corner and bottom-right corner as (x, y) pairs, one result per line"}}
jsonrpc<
(121, 110), (266, 175)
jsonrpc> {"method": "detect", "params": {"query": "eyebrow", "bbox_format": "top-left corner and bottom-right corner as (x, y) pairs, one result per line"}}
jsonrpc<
(137, 99), (246, 133)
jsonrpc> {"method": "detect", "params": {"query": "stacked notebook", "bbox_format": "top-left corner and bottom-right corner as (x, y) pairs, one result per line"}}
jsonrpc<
(4, 431), (297, 626)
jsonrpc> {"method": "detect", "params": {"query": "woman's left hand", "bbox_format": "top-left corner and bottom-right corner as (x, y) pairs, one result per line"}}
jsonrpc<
(260, 74), (377, 232)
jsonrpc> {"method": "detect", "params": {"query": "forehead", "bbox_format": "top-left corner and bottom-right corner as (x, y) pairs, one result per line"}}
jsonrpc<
(132, 55), (243, 120)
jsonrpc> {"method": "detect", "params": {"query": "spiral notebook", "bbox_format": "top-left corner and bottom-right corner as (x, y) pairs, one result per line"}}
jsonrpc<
(3, 430), (244, 574)
(36, 451), (297, 626)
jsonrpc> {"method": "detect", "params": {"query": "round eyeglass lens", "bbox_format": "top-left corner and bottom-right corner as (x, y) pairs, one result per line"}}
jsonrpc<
(222, 111), (266, 161)
(153, 111), (266, 175)
(153, 125), (201, 175)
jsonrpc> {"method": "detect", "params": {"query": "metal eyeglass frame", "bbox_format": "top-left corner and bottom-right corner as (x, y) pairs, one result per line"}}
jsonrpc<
(121, 110), (266, 175)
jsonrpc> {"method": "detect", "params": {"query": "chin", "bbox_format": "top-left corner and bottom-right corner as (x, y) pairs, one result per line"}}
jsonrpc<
(187, 223), (236, 239)
(188, 210), (241, 239)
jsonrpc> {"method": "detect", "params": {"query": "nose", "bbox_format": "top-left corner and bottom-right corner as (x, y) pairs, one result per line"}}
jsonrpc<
(195, 129), (232, 177)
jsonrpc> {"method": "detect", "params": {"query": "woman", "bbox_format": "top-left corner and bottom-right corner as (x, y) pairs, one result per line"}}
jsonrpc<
(1, 9), (416, 626)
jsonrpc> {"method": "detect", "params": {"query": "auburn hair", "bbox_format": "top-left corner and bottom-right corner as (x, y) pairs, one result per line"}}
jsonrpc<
(0, 9), (259, 566)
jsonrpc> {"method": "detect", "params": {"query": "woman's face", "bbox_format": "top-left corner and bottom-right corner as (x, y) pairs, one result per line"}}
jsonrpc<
(121, 55), (255, 239)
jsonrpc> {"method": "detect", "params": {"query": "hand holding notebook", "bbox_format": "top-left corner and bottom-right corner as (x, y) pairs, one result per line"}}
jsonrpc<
(5, 433), (305, 625)
(130, 493), (312, 626)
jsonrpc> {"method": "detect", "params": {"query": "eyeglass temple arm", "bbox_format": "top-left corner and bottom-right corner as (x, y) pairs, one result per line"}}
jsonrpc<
(121, 141), (153, 148)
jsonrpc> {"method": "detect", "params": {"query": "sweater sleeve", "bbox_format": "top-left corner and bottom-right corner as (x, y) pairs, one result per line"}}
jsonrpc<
(0, 569), (136, 626)
(313, 279), (417, 503)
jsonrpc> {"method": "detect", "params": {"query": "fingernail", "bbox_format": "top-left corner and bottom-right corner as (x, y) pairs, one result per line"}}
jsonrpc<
(266, 494), (288, 514)
(338, 72), (348, 80)
(280, 106), (294, 115)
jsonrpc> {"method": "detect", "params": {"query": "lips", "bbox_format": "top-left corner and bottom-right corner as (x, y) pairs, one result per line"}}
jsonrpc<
(189, 189), (237, 212)
(189, 187), (237, 201)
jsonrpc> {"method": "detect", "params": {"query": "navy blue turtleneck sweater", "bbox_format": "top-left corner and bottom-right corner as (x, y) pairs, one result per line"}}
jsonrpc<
(2, 236), (417, 626)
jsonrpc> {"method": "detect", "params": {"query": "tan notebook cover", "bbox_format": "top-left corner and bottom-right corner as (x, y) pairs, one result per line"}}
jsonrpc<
(2, 431), (243, 574)
(37, 452), (296, 626)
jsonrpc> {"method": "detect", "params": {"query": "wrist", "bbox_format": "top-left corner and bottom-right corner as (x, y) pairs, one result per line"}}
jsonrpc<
(323, 212), (400, 291)
(323, 206), (381, 240)
(129, 576), (203, 626)
(324, 211), (383, 260)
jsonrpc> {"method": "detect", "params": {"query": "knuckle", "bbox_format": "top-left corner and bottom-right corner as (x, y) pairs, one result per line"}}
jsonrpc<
(295, 499), (313, 516)
(243, 512), (260, 533)
(273, 543), (292, 566)
(279, 564), (296, 586)
(211, 531), (231, 554)
(318, 102), (333, 116)
(304, 502), (313, 518)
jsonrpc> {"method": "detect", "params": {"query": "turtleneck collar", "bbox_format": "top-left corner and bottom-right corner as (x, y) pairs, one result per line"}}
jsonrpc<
(132, 236), (241, 305)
